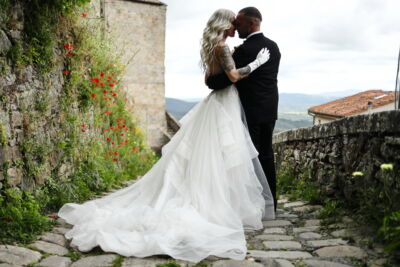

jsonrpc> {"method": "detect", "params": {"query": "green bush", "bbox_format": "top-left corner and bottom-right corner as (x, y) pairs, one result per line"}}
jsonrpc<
(277, 166), (323, 204)
(0, 188), (52, 243)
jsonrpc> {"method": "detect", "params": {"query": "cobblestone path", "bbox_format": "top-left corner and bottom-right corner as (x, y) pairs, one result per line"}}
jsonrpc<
(0, 193), (389, 267)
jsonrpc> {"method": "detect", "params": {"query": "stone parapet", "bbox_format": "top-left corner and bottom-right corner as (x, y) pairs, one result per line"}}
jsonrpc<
(272, 110), (400, 199)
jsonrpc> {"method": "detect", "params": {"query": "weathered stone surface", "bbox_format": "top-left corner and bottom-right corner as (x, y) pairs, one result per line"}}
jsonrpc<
(298, 232), (322, 240)
(6, 168), (22, 186)
(0, 30), (12, 53)
(330, 229), (358, 238)
(301, 259), (353, 267)
(306, 239), (348, 247)
(263, 241), (302, 250)
(248, 250), (312, 259)
(276, 213), (298, 219)
(278, 198), (288, 204)
(263, 220), (292, 227)
(30, 241), (69, 256)
(39, 232), (67, 247)
(314, 245), (367, 259)
(293, 226), (319, 234)
(212, 260), (263, 267)
(263, 228), (286, 234)
(275, 259), (295, 267)
(71, 255), (117, 267)
(0, 245), (41, 266)
(52, 227), (70, 235)
(56, 218), (72, 229)
(292, 205), (323, 212)
(304, 219), (320, 227)
(255, 234), (293, 241)
(121, 258), (193, 267)
(39, 255), (72, 267)
(0, 263), (22, 267)
(283, 201), (305, 208)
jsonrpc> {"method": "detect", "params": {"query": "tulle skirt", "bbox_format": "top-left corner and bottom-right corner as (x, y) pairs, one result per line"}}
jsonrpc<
(58, 85), (275, 263)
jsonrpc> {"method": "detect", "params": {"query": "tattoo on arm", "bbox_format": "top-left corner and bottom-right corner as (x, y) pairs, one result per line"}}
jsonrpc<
(218, 45), (235, 72)
(238, 66), (251, 76)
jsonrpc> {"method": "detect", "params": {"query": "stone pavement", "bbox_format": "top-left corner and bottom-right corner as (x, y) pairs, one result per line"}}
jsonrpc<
(0, 196), (389, 267)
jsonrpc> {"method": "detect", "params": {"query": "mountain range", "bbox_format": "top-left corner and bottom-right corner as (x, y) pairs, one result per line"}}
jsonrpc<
(165, 91), (359, 133)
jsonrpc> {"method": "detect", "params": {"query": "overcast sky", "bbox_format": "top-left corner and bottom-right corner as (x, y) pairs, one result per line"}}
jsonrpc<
(161, 0), (400, 100)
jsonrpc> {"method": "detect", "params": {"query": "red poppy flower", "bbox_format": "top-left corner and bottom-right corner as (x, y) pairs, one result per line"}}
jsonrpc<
(63, 71), (69, 75)
(109, 152), (113, 155)
(125, 98), (128, 101)
(106, 137), (110, 141)
(113, 158), (118, 162)
(112, 93), (117, 97)
(114, 152), (118, 155)
(81, 129), (86, 132)
(132, 147), (138, 152)
(100, 83), (105, 87)
(120, 133), (124, 136)
(91, 93), (96, 98)
(108, 76), (112, 80)
(104, 129), (109, 132)
(100, 72), (105, 77)
(91, 78), (100, 83)
(109, 83), (115, 87)
(48, 215), (58, 219)
(82, 13), (87, 17)
(66, 53), (72, 57)
(82, 124), (86, 128)
(111, 142), (115, 145)
(110, 127), (114, 130)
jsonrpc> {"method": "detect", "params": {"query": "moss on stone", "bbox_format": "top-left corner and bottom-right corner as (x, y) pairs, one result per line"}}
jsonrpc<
(0, 121), (7, 146)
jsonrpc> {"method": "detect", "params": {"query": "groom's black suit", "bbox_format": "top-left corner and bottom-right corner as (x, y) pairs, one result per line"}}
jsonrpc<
(206, 33), (281, 210)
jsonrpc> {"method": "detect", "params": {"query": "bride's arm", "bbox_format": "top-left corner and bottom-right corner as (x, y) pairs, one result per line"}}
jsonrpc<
(216, 44), (269, 83)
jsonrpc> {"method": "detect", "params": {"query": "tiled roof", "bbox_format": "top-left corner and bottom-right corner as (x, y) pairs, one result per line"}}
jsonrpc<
(308, 90), (396, 117)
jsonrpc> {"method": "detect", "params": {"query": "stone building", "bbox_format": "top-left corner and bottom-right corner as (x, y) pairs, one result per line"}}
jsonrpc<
(101, 0), (172, 151)
(308, 90), (396, 125)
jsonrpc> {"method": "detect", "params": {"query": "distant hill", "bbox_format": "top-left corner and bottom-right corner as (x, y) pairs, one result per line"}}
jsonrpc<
(165, 98), (197, 120)
(166, 93), (342, 133)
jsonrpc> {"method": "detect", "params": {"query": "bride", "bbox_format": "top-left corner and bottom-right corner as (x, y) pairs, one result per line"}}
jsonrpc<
(58, 9), (274, 263)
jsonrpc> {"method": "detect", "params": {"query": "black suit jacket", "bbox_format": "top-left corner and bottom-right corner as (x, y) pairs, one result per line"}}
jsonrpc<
(206, 33), (281, 124)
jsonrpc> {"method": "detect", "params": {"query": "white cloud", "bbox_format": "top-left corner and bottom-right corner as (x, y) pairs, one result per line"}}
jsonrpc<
(162, 0), (400, 99)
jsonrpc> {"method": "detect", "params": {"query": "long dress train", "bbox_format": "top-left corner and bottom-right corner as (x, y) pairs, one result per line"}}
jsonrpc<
(58, 85), (275, 263)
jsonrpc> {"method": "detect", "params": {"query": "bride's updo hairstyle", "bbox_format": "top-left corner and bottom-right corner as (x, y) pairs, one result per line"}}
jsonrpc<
(200, 9), (235, 73)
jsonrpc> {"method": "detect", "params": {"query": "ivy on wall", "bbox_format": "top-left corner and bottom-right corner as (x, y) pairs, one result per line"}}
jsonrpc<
(0, 0), (158, 243)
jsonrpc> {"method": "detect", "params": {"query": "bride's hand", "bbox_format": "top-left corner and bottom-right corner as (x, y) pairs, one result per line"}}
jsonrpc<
(255, 48), (270, 65)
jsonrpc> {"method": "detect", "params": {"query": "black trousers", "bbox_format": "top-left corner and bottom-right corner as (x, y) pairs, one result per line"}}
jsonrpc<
(247, 121), (277, 211)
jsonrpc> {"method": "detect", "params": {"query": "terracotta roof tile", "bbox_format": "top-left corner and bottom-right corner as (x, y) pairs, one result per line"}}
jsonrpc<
(308, 90), (396, 117)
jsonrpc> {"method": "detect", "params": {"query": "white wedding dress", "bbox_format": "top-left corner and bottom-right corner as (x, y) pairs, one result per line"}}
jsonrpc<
(58, 85), (275, 263)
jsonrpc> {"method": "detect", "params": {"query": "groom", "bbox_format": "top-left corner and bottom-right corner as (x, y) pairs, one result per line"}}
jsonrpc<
(206, 7), (281, 211)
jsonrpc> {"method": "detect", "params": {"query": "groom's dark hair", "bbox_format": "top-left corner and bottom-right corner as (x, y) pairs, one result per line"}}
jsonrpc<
(239, 7), (262, 21)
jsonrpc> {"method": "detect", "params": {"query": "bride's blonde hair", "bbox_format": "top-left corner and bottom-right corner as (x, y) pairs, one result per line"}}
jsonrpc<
(200, 9), (235, 73)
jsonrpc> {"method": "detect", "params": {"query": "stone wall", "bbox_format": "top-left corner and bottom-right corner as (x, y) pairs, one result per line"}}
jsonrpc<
(272, 110), (400, 200)
(104, 0), (167, 150)
(0, 1), (153, 191)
